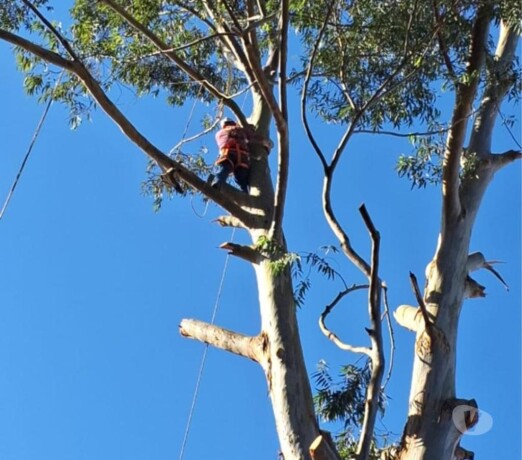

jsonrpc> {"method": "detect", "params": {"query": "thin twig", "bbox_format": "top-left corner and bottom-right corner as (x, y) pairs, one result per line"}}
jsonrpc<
(381, 283), (396, 391)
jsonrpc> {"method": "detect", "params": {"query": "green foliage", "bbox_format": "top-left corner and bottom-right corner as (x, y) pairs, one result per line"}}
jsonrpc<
(313, 360), (388, 459)
(292, 246), (343, 308)
(141, 146), (214, 210)
(396, 133), (444, 188)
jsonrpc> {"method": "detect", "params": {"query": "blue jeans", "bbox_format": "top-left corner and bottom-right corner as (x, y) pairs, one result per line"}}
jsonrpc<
(214, 162), (249, 193)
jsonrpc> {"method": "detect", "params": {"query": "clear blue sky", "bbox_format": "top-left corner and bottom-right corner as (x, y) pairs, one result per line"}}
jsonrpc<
(0, 25), (520, 460)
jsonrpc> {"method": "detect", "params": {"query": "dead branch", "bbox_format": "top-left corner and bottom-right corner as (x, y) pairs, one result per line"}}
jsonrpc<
(409, 272), (434, 337)
(179, 319), (262, 363)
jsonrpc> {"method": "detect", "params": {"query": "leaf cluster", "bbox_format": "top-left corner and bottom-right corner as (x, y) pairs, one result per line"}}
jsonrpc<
(313, 359), (385, 429)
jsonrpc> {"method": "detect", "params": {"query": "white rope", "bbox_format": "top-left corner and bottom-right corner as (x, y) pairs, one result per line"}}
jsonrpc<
(0, 73), (63, 221)
(177, 227), (236, 460)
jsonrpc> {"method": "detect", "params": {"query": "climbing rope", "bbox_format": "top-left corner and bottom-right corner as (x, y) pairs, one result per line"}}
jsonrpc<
(178, 228), (236, 460)
(0, 72), (63, 221)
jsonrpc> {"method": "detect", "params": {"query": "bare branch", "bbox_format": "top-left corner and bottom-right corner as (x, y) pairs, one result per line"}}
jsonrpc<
(319, 284), (371, 356)
(269, 0), (289, 240)
(409, 272), (434, 336)
(381, 283), (395, 390)
(179, 319), (262, 362)
(300, 1), (336, 172)
(356, 204), (385, 460)
(219, 241), (262, 264)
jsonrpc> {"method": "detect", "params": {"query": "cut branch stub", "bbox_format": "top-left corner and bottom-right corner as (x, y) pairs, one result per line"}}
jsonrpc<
(219, 242), (262, 264)
(179, 318), (262, 363)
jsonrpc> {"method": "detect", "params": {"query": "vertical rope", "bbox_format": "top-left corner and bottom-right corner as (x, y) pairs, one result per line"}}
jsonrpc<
(0, 73), (63, 221)
(177, 227), (236, 460)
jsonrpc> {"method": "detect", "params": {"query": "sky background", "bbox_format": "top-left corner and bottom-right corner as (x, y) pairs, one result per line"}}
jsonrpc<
(0, 9), (521, 460)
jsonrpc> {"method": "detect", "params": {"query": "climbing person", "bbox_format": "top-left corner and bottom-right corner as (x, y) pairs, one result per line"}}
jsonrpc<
(211, 118), (272, 193)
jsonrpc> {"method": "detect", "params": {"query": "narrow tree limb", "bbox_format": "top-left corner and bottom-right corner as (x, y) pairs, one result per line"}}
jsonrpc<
(409, 272), (434, 336)
(381, 284), (396, 390)
(219, 242), (262, 264)
(268, 0), (290, 241)
(179, 319), (262, 363)
(356, 204), (385, 460)
(22, 0), (80, 61)
(319, 285), (371, 356)
(300, 1), (335, 172)
(432, 0), (456, 80)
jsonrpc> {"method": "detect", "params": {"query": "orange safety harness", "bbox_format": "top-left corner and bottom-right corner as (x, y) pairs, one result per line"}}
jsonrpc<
(216, 130), (250, 171)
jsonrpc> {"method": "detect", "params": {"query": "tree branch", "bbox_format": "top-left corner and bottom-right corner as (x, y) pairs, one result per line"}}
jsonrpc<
(442, 4), (490, 223)
(99, 0), (247, 124)
(300, 1), (335, 172)
(179, 319), (262, 363)
(318, 284), (371, 356)
(269, 0), (289, 240)
(468, 21), (520, 155)
(0, 29), (74, 71)
(409, 272), (434, 336)
(356, 204), (385, 460)
(0, 28), (261, 225)
(219, 241), (262, 264)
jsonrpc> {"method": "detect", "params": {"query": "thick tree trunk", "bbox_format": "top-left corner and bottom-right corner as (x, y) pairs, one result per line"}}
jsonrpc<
(252, 255), (322, 459)
(398, 21), (519, 459)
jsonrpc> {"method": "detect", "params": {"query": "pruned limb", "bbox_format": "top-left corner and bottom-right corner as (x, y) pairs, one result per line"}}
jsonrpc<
(394, 305), (423, 332)
(319, 285), (371, 356)
(219, 242), (262, 264)
(179, 319), (262, 363)
(213, 216), (247, 229)
(310, 431), (343, 460)
(491, 149), (522, 171)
